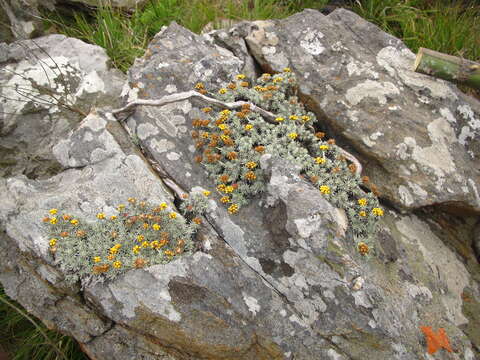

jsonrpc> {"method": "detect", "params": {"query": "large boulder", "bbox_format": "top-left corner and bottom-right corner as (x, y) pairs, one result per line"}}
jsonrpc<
(1, 10), (479, 360)
(227, 9), (480, 214)
(0, 34), (125, 178)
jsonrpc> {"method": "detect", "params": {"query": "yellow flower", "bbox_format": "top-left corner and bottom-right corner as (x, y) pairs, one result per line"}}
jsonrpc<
(159, 202), (168, 210)
(236, 74), (246, 80)
(93, 256), (101, 263)
(152, 223), (161, 231)
(289, 115), (299, 121)
(228, 204), (239, 214)
(70, 219), (79, 225)
(283, 67), (291, 72)
(218, 124), (228, 130)
(245, 161), (257, 169)
(224, 186), (234, 193)
(319, 145), (330, 151)
(96, 213), (106, 219)
(49, 208), (58, 215)
(244, 124), (253, 131)
(201, 107), (212, 113)
(137, 235), (145, 242)
(62, 214), (72, 221)
(372, 208), (384, 216)
(359, 211), (367, 217)
(117, 204), (125, 211)
(288, 132), (298, 140)
(315, 157), (326, 164)
(133, 245), (141, 254)
(143, 222), (149, 229)
(275, 117), (285, 122)
(261, 73), (271, 79)
(273, 77), (283, 83)
(218, 88), (227, 94)
(217, 184), (226, 192)
(141, 241), (150, 248)
(164, 250), (175, 257)
(127, 197), (136, 203)
(320, 185), (331, 195)
(301, 115), (310, 122)
(50, 217), (57, 225)
(358, 198), (368, 207)
(220, 196), (230, 203)
(150, 241), (159, 249)
(220, 109), (231, 116)
(358, 242), (369, 255)
(169, 212), (177, 219)
(203, 190), (211, 197)
(113, 261), (122, 269)
(194, 82), (204, 90)
(107, 254), (115, 261)
(49, 238), (57, 247)
(254, 85), (262, 91)
(110, 215), (117, 220)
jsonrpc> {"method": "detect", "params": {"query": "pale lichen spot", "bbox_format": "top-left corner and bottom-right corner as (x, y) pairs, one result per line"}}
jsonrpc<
(300, 30), (325, 56)
(165, 84), (177, 93)
(150, 138), (175, 153)
(243, 294), (260, 316)
(346, 80), (400, 106)
(166, 152), (181, 161)
(137, 123), (159, 140)
(398, 185), (414, 206)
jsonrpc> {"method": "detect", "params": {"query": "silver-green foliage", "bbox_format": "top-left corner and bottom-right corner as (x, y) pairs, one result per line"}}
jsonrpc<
(43, 198), (202, 285)
(193, 70), (383, 249)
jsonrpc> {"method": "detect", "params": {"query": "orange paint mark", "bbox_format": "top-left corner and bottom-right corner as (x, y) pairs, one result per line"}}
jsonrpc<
(420, 326), (453, 354)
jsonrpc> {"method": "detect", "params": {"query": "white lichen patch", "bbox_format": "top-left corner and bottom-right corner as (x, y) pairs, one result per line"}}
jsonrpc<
(300, 29), (325, 56)
(243, 294), (261, 316)
(395, 215), (470, 325)
(1, 55), (77, 119)
(376, 46), (414, 77)
(440, 107), (456, 124)
(166, 152), (181, 161)
(410, 117), (457, 183)
(165, 84), (177, 93)
(346, 110), (360, 123)
(150, 138), (175, 153)
(346, 80), (400, 106)
(346, 58), (379, 79)
(457, 104), (480, 146)
(137, 123), (159, 140)
(407, 181), (428, 200)
(398, 186), (414, 206)
(406, 283), (432, 300)
(75, 70), (105, 97)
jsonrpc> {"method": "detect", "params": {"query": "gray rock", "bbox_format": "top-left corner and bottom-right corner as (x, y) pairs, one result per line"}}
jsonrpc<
(237, 9), (480, 214)
(0, 34), (125, 179)
(1, 12), (479, 360)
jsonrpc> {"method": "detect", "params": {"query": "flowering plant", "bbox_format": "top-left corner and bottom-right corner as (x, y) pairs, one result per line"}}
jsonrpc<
(192, 69), (383, 255)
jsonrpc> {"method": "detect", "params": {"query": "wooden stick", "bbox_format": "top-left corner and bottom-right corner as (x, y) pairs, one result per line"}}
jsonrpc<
(414, 47), (480, 90)
(111, 90), (277, 122)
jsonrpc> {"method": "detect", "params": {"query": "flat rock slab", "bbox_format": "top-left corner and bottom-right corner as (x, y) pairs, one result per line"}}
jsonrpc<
(232, 9), (480, 214)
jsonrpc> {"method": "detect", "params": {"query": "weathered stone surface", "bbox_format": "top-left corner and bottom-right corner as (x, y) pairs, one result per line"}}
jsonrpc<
(234, 9), (480, 214)
(0, 34), (125, 179)
(0, 11), (479, 360)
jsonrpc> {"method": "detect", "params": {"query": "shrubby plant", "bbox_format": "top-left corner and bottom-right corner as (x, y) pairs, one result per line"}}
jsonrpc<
(42, 193), (208, 285)
(192, 69), (384, 255)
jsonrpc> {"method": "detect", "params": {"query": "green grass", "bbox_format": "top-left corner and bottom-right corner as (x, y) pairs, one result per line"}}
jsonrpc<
(352, 0), (479, 61)
(42, 0), (478, 73)
(0, 285), (88, 360)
